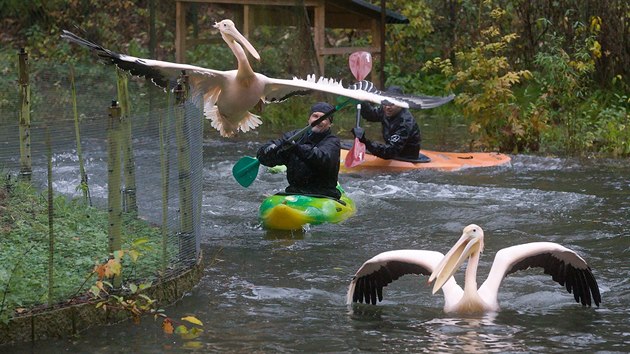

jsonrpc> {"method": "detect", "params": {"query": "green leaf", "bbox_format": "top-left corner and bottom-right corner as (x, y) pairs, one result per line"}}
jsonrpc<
(113, 250), (124, 260)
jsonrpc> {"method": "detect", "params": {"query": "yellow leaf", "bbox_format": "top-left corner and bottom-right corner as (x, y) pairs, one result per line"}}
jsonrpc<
(180, 328), (204, 340)
(133, 237), (150, 246)
(181, 316), (203, 326)
(128, 250), (140, 262)
(175, 325), (188, 334)
(470, 123), (481, 134)
(89, 285), (101, 298)
(521, 70), (533, 80)
(182, 341), (203, 349)
(95, 280), (104, 291)
(105, 259), (122, 277)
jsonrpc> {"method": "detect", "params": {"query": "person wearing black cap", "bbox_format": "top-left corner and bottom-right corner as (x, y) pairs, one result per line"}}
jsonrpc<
(351, 86), (421, 160)
(256, 102), (341, 199)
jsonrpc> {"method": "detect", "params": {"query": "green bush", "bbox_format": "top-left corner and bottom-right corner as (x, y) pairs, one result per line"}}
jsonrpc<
(0, 175), (167, 323)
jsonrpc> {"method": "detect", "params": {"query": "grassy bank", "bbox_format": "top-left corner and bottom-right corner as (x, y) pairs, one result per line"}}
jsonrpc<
(0, 175), (166, 323)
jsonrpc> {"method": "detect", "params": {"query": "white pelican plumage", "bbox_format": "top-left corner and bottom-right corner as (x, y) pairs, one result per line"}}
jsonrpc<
(61, 20), (454, 137)
(347, 224), (601, 314)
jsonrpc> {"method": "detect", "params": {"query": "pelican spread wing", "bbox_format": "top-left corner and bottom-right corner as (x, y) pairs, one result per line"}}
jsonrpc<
(263, 77), (456, 110)
(62, 19), (455, 137)
(346, 250), (462, 306)
(348, 225), (601, 314)
(479, 242), (601, 307)
(346, 80), (457, 109)
(61, 30), (224, 90)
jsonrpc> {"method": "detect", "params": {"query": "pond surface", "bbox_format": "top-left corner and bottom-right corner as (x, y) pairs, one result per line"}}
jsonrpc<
(5, 136), (630, 353)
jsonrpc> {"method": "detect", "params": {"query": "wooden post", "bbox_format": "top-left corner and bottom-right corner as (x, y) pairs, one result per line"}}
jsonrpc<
(175, 1), (187, 63)
(160, 90), (172, 272)
(243, 5), (250, 37)
(17, 48), (32, 182)
(107, 100), (123, 288)
(174, 75), (194, 264)
(371, 19), (382, 89)
(116, 69), (138, 214)
(297, 0), (320, 77)
(313, 4), (326, 76)
(149, 0), (157, 114)
(69, 65), (91, 205)
(46, 129), (54, 306)
(380, 0), (386, 89)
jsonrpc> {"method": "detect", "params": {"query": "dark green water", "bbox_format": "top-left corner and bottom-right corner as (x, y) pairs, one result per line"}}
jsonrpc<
(3, 135), (629, 353)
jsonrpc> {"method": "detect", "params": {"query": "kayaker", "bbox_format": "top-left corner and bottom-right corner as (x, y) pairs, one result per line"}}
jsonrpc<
(351, 86), (421, 160)
(257, 102), (342, 199)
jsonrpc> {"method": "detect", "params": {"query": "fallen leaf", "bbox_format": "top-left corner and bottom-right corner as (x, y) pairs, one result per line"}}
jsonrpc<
(181, 316), (203, 326)
(162, 319), (174, 334)
(182, 341), (203, 349)
(180, 327), (204, 340)
(174, 325), (188, 334)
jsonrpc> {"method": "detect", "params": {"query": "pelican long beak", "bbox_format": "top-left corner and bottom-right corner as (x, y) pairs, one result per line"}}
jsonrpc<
(429, 231), (482, 294)
(214, 21), (261, 61)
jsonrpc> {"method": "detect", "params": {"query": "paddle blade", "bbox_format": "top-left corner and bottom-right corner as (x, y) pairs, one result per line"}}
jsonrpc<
(344, 138), (366, 168)
(232, 156), (260, 188)
(349, 51), (372, 81)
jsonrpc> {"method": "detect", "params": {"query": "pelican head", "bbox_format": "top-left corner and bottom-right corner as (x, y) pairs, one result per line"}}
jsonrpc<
(429, 224), (485, 294)
(214, 19), (261, 61)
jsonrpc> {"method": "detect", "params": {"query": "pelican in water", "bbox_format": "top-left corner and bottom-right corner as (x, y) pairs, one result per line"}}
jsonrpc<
(347, 224), (601, 314)
(61, 20), (454, 137)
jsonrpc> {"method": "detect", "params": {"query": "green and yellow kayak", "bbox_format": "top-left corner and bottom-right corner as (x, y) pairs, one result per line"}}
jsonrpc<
(259, 185), (356, 230)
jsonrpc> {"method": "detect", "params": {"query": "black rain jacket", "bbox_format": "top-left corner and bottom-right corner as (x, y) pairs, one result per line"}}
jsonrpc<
(360, 104), (421, 159)
(257, 128), (341, 199)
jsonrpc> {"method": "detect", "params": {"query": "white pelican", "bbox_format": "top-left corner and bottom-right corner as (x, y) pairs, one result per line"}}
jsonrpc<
(347, 224), (601, 314)
(61, 20), (454, 137)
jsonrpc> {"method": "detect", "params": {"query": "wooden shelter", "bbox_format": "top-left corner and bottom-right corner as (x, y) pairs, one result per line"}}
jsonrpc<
(175, 0), (408, 88)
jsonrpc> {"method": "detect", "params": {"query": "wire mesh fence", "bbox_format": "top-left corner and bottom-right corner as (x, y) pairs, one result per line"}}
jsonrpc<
(0, 50), (202, 320)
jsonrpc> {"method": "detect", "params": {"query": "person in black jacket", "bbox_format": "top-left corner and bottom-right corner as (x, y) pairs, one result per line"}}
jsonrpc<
(351, 86), (421, 160)
(257, 102), (341, 199)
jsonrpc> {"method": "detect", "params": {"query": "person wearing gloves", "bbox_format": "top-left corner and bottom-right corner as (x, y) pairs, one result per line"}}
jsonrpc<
(351, 86), (421, 160)
(257, 102), (341, 199)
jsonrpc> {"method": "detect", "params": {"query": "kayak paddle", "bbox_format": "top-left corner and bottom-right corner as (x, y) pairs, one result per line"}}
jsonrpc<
(344, 103), (366, 168)
(345, 51), (372, 168)
(232, 99), (353, 188)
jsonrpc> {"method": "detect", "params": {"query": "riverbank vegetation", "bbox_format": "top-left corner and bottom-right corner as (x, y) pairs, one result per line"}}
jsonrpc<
(0, 0), (627, 156)
(0, 174), (165, 323)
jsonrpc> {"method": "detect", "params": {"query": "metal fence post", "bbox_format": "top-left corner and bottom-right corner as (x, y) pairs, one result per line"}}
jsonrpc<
(69, 65), (92, 205)
(46, 129), (55, 306)
(18, 48), (32, 182)
(116, 70), (138, 214)
(174, 74), (195, 265)
(107, 100), (123, 288)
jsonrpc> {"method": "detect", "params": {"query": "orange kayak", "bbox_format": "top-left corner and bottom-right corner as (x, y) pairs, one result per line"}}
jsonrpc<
(340, 148), (511, 172)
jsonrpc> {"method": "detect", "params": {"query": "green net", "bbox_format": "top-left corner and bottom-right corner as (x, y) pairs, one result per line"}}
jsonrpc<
(0, 54), (202, 319)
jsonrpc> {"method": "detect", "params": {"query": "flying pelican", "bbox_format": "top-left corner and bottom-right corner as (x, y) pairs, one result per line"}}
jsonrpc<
(61, 20), (455, 137)
(347, 224), (601, 314)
